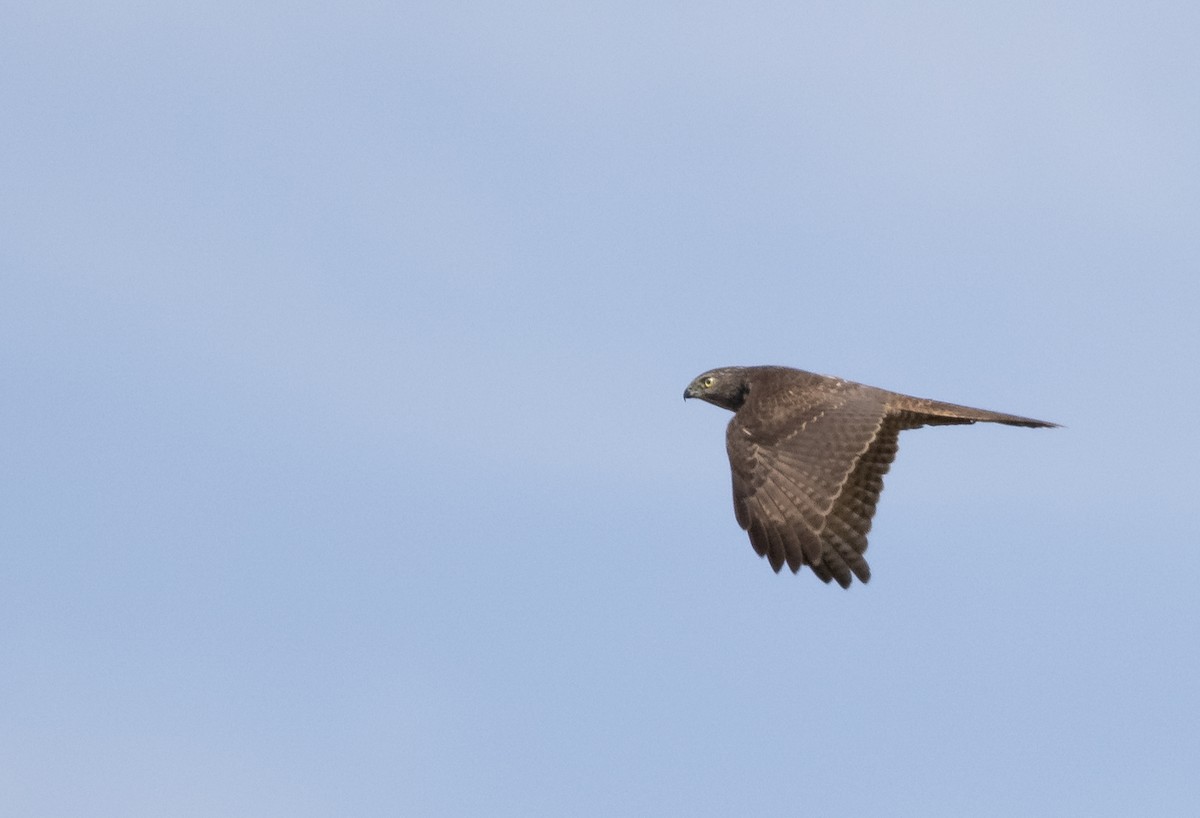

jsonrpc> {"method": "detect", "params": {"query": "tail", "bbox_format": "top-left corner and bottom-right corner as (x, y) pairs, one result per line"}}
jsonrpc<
(899, 396), (1059, 429)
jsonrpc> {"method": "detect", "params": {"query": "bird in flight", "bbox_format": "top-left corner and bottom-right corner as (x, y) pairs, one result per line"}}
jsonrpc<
(684, 366), (1056, 587)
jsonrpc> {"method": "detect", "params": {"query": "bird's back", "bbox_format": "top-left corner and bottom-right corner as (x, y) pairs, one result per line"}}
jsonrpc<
(743, 366), (1055, 430)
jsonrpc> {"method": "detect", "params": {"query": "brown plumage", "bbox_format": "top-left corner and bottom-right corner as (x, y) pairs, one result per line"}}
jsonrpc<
(684, 366), (1056, 587)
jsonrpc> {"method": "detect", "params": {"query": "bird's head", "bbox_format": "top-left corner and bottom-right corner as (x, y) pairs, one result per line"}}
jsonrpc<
(684, 367), (750, 412)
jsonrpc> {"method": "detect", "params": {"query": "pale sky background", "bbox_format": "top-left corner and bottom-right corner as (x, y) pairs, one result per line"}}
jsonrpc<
(3, 3), (1199, 816)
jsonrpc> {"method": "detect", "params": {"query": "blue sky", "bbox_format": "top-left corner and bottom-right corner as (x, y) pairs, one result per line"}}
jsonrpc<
(3, 3), (1198, 816)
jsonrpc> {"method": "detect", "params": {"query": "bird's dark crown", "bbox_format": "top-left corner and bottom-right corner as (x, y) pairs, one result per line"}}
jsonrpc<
(684, 367), (751, 411)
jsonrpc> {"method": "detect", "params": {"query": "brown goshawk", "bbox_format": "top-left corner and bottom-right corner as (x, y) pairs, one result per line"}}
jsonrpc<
(684, 365), (1056, 587)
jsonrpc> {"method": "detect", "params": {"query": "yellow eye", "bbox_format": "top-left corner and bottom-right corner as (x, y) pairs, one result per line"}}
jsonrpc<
(701, 376), (716, 388)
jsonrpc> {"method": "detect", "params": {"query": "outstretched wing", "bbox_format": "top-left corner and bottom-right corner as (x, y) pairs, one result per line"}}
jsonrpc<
(812, 418), (903, 585)
(726, 384), (889, 585)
